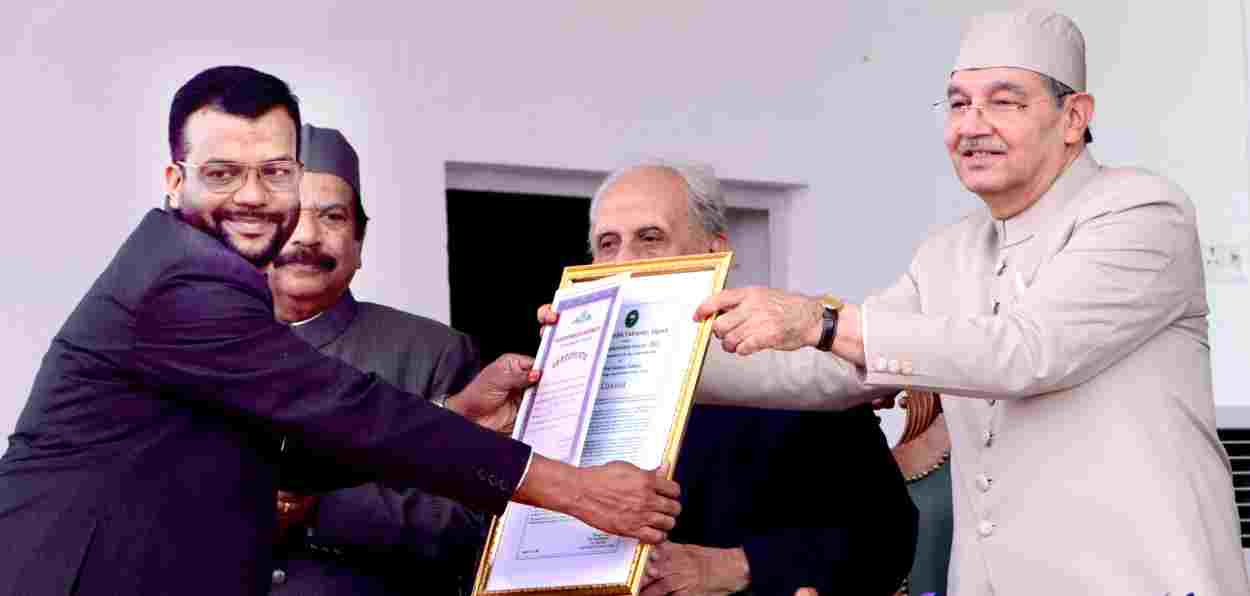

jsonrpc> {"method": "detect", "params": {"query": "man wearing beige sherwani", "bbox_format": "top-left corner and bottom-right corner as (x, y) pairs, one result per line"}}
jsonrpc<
(692, 10), (1250, 596)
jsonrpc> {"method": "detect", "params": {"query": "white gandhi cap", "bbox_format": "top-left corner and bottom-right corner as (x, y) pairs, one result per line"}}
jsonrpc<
(953, 9), (1086, 92)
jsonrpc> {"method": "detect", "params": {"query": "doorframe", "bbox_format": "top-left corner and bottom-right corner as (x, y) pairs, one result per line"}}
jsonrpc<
(445, 161), (803, 288)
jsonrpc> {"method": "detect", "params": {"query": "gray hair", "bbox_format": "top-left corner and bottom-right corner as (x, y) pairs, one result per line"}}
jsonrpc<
(588, 160), (729, 250)
(1042, 73), (1093, 144)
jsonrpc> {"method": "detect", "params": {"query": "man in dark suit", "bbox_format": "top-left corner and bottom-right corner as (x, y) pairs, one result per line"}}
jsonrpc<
(266, 124), (489, 595)
(0, 66), (680, 596)
(670, 405), (916, 596)
(555, 161), (917, 595)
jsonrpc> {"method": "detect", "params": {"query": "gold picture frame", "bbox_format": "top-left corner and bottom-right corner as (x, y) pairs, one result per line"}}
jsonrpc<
(472, 251), (734, 596)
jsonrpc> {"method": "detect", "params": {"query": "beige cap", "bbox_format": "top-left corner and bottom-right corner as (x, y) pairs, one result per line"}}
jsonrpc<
(953, 9), (1086, 92)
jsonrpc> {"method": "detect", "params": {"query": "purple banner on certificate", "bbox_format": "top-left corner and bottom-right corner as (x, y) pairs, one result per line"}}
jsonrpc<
(518, 282), (623, 465)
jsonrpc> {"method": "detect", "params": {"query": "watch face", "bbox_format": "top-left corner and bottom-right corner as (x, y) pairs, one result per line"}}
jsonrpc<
(821, 294), (844, 311)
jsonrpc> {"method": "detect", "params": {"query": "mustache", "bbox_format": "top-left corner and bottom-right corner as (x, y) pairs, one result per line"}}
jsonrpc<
(957, 137), (1008, 153)
(273, 247), (338, 271)
(220, 208), (286, 224)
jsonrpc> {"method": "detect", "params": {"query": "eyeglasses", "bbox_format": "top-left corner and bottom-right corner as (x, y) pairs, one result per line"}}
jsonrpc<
(932, 97), (1062, 123)
(176, 159), (303, 193)
(935, 89), (1080, 122)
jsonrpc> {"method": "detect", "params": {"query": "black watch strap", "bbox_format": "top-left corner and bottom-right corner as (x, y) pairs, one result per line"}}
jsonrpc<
(816, 305), (838, 352)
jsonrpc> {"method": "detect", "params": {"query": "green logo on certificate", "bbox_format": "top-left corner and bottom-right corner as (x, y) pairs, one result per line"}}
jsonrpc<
(625, 309), (640, 328)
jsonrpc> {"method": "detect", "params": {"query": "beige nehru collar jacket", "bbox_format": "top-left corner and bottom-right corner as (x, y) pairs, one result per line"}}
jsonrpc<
(697, 150), (1248, 595)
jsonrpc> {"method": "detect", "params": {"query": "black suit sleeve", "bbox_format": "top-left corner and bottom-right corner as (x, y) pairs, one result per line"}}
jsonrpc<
(401, 332), (486, 583)
(309, 330), (490, 588)
(127, 263), (529, 515)
(279, 334), (485, 494)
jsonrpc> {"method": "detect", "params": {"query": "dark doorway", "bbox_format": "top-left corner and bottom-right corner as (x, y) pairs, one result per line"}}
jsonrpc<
(447, 190), (592, 364)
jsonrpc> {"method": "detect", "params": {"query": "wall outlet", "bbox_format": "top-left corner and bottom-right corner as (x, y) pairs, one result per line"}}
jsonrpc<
(1203, 242), (1248, 283)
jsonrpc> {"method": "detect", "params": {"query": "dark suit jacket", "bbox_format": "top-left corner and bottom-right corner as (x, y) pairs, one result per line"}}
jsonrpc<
(0, 209), (530, 596)
(273, 291), (486, 595)
(671, 404), (917, 596)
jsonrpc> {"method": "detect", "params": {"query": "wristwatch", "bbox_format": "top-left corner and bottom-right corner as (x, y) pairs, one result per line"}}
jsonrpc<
(816, 294), (845, 352)
(432, 393), (452, 408)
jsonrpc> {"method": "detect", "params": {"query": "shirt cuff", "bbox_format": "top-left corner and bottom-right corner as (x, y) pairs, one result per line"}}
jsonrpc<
(860, 302), (922, 385)
(853, 303), (871, 383)
(515, 451), (535, 494)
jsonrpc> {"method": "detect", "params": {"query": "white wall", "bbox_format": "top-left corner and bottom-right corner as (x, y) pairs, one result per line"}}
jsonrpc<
(3, 1), (1247, 435)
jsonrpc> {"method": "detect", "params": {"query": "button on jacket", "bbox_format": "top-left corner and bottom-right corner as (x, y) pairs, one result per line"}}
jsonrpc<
(860, 150), (1246, 595)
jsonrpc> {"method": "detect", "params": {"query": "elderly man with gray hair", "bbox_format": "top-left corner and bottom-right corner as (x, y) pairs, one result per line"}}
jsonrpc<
(549, 160), (918, 596)
(586, 161), (730, 259)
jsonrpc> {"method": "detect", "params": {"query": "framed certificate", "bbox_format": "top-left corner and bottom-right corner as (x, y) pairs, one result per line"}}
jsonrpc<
(472, 252), (734, 596)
